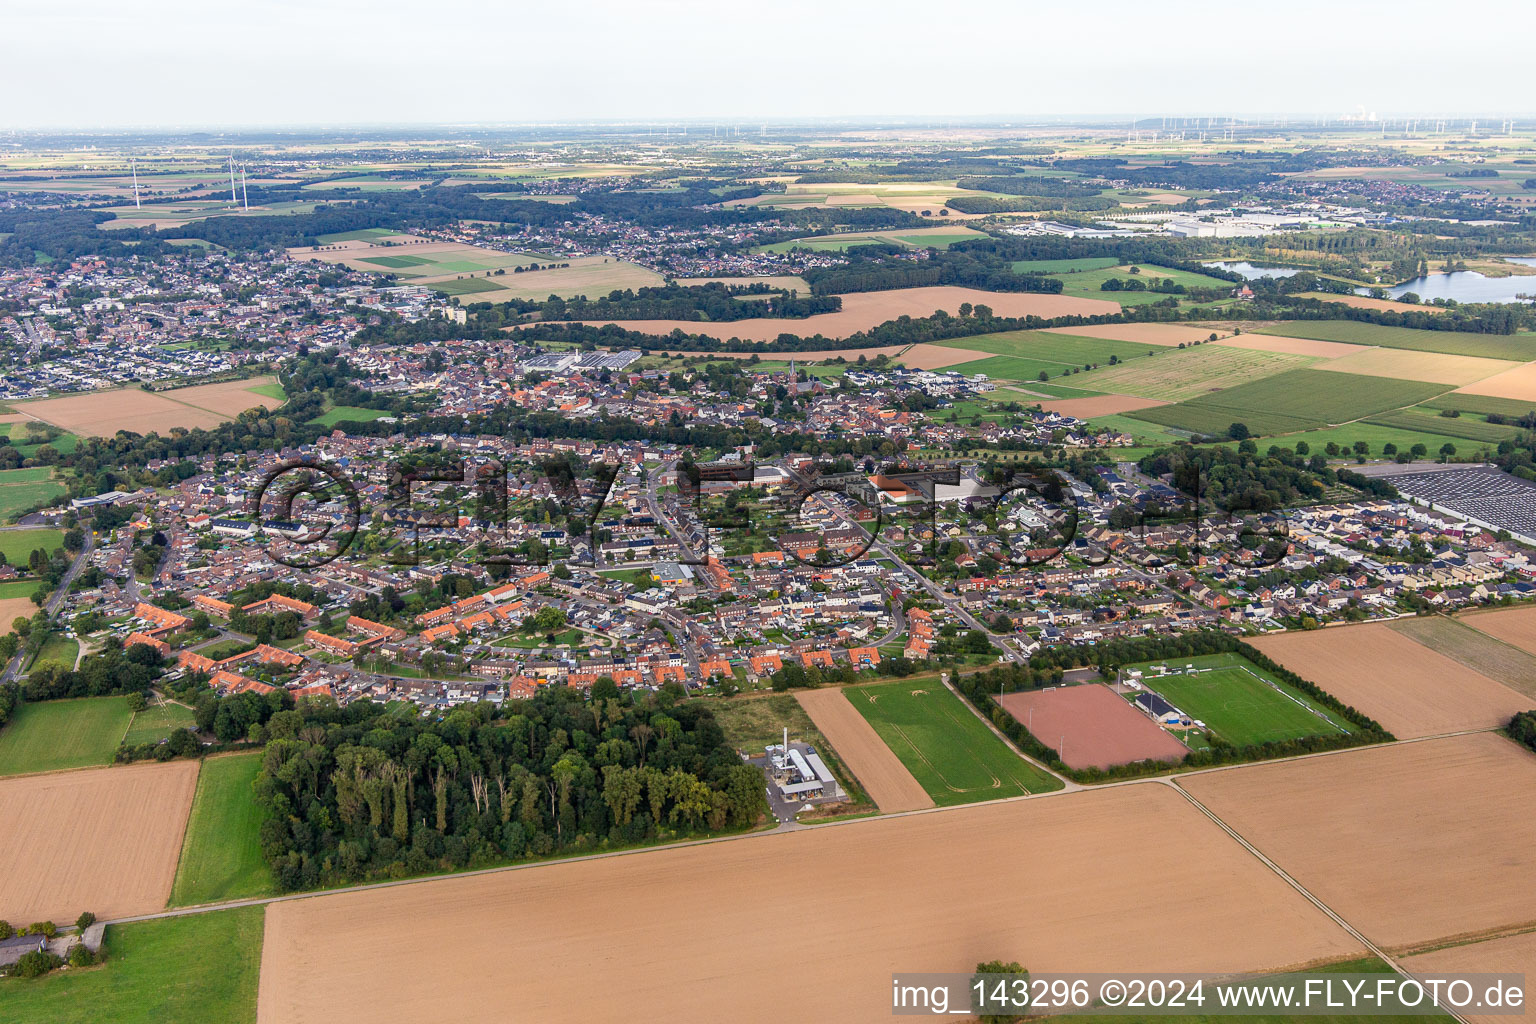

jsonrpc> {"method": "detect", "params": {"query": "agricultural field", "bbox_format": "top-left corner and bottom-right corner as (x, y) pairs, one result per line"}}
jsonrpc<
(793, 687), (932, 812)
(1458, 604), (1536, 660)
(0, 526), (66, 565)
(170, 752), (272, 906)
(1214, 333), (1364, 358)
(932, 328), (1157, 366)
(97, 199), (318, 230)
(0, 906), (264, 1024)
(1405, 931), (1536, 1024)
(1044, 265), (1234, 306)
(1391, 614), (1536, 701)
(308, 405), (395, 428)
(435, 255), (662, 300)
(12, 377), (282, 438)
(0, 465), (65, 520)
(1011, 256), (1119, 273)
(1315, 346), (1517, 386)
(1254, 321), (1536, 361)
(0, 696), (133, 776)
(121, 699), (198, 747)
(1422, 391), (1536, 418)
(1364, 406), (1520, 444)
(1071, 345), (1313, 403)
(256, 784), (1359, 1024)
(30, 633), (79, 671)
(561, 286), (1119, 343)
(1044, 323), (1226, 346)
(723, 180), (1011, 216)
(756, 225), (986, 252)
(843, 680), (1061, 804)
(0, 759), (199, 922)
(1455, 361), (1536, 402)
(1261, 421), (1491, 460)
(1130, 368), (1449, 436)
(1249, 623), (1530, 739)
(1127, 653), (1353, 747)
(1032, 394), (1170, 418)
(1181, 732), (1536, 950)
(995, 684), (1190, 770)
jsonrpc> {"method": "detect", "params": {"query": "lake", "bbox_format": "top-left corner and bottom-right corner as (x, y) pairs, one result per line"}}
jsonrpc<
(1357, 263), (1536, 304)
(1203, 261), (1303, 279)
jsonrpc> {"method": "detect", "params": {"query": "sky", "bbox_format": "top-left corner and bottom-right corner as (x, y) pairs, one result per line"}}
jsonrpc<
(5, 0), (1534, 129)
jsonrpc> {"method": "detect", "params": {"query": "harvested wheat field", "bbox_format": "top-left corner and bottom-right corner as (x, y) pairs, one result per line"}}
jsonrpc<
(0, 597), (35, 634)
(564, 287), (1120, 342)
(1249, 622), (1530, 739)
(1295, 292), (1447, 315)
(896, 343), (997, 369)
(258, 784), (1359, 1024)
(0, 760), (199, 923)
(15, 377), (281, 438)
(1403, 930), (1536, 1024)
(1460, 604), (1536, 659)
(1388, 615), (1536, 701)
(996, 684), (1190, 770)
(1035, 394), (1170, 417)
(1214, 333), (1362, 358)
(1455, 361), (1536, 402)
(795, 688), (932, 811)
(1316, 347), (1516, 386)
(1181, 732), (1536, 951)
(1043, 323), (1226, 346)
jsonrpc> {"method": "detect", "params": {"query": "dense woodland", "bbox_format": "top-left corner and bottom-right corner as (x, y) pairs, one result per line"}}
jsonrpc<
(253, 684), (766, 890)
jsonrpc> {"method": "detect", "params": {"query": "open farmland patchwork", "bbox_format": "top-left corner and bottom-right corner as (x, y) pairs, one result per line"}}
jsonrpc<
(1042, 322), (1228, 346)
(1214, 333), (1364, 358)
(0, 760), (199, 923)
(1314, 346), (1517, 385)
(1180, 732), (1536, 951)
(1129, 368), (1449, 435)
(1248, 622), (1530, 738)
(13, 377), (282, 438)
(1454, 360), (1536, 401)
(257, 784), (1360, 1024)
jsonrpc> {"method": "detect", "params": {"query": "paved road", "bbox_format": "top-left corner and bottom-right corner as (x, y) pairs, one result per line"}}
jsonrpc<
(1, 528), (94, 684)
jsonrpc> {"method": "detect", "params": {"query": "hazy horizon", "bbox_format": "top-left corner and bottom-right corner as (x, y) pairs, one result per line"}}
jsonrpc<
(6, 0), (1534, 130)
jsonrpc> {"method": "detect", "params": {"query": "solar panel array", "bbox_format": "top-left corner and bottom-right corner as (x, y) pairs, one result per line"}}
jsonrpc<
(1383, 466), (1536, 538)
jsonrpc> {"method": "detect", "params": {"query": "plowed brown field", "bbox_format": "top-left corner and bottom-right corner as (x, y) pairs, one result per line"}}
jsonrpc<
(795, 688), (932, 811)
(1404, 930), (1536, 1024)
(258, 784), (1360, 1024)
(1181, 732), (1536, 950)
(0, 760), (199, 922)
(1248, 623), (1530, 739)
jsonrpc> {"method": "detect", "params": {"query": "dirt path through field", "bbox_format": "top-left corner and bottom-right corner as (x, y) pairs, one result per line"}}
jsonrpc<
(794, 688), (933, 812)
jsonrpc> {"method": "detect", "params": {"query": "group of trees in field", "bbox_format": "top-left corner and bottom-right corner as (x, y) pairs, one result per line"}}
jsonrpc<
(254, 683), (767, 891)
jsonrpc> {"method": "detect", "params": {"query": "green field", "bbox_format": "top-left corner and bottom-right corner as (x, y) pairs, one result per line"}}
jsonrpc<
(122, 699), (198, 747)
(936, 329), (1155, 363)
(1011, 256), (1119, 273)
(309, 405), (394, 427)
(1421, 392), (1536, 418)
(0, 578), (38, 600)
(1070, 346), (1311, 402)
(0, 906), (263, 1024)
(0, 468), (65, 521)
(0, 526), (66, 564)
(247, 382), (287, 401)
(30, 634), (78, 671)
(1128, 653), (1352, 747)
(845, 681), (1062, 805)
(1131, 368), (1449, 437)
(1255, 320), (1536, 360)
(1364, 407), (1519, 444)
(431, 277), (506, 295)
(0, 696), (133, 775)
(170, 752), (273, 906)
(1263, 421), (1492, 459)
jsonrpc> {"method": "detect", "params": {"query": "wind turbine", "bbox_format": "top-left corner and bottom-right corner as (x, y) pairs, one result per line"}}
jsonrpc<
(241, 164), (249, 211)
(228, 156), (237, 206)
(130, 157), (141, 209)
